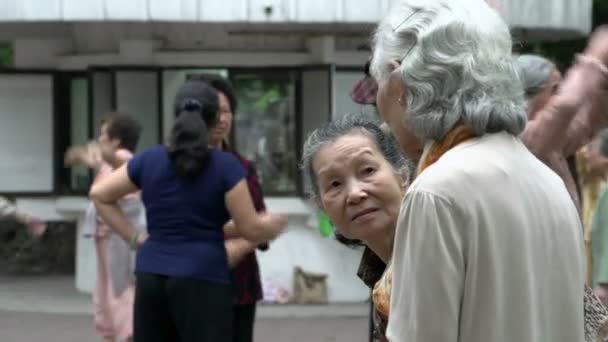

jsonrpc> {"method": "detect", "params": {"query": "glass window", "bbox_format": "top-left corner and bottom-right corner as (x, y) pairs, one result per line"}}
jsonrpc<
(334, 70), (378, 120)
(230, 70), (299, 196)
(114, 71), (161, 152)
(68, 77), (92, 192)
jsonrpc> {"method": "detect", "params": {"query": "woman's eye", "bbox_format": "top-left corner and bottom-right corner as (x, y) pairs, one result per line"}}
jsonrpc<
(330, 180), (342, 188)
(362, 167), (376, 175)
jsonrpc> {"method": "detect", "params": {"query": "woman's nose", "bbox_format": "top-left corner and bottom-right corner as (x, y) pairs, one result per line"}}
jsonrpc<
(346, 182), (368, 204)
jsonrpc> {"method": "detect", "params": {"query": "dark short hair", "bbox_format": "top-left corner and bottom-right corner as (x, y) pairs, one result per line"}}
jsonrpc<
(101, 112), (142, 152)
(189, 74), (238, 113)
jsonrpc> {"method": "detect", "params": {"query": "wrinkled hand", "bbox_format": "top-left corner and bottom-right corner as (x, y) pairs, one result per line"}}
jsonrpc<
(585, 25), (608, 65)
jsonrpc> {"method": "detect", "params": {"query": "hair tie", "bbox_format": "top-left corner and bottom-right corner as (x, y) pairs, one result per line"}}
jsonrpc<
(182, 99), (203, 112)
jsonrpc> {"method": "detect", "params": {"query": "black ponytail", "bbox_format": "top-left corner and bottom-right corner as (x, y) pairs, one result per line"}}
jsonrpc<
(168, 80), (220, 178)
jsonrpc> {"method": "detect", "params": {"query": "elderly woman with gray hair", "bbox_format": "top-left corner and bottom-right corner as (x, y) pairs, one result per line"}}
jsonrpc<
(516, 50), (608, 213)
(365, 0), (587, 340)
(515, 50), (608, 294)
(301, 114), (412, 342)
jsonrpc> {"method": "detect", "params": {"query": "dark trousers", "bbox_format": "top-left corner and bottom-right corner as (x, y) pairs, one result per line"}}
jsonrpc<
(232, 304), (256, 342)
(134, 272), (233, 342)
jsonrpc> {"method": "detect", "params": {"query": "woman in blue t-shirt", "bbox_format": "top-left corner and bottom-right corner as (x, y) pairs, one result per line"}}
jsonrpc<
(89, 80), (287, 342)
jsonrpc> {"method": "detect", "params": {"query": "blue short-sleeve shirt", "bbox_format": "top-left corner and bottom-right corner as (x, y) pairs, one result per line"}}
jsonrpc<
(128, 145), (246, 284)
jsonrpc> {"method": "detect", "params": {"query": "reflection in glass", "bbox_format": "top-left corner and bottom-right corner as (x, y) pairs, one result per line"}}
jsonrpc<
(231, 70), (298, 196)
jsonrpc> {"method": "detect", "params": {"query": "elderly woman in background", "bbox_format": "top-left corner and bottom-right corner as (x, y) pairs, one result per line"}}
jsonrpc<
(301, 115), (411, 341)
(516, 48), (608, 289)
(516, 50), (608, 212)
(368, 0), (584, 340)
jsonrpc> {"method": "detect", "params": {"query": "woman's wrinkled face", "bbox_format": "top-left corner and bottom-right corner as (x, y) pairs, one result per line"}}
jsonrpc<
(312, 133), (406, 243)
(375, 61), (423, 162)
(209, 92), (233, 145)
(528, 67), (562, 120)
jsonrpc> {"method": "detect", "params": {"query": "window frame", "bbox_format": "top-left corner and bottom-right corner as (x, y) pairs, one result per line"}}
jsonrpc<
(46, 64), (336, 197)
(228, 66), (304, 197)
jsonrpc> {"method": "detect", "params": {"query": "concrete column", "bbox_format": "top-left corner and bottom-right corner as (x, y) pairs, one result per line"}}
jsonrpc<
(14, 39), (73, 68)
(306, 35), (335, 64)
(118, 39), (162, 64)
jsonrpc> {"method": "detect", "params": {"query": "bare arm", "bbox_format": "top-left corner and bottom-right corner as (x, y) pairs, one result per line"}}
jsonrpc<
(225, 180), (286, 244)
(521, 26), (608, 159)
(89, 165), (145, 246)
(64, 142), (103, 170)
(562, 89), (608, 157)
(223, 220), (238, 239)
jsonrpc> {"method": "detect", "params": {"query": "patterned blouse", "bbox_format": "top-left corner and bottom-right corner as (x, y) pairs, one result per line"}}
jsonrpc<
(226, 146), (267, 305)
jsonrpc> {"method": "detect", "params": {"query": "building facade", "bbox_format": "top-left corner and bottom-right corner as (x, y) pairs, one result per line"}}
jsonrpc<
(0, 0), (592, 302)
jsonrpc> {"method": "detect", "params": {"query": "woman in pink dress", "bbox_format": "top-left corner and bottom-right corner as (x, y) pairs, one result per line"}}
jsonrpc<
(65, 112), (142, 342)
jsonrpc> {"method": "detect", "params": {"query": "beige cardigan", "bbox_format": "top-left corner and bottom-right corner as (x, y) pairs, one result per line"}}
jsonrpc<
(387, 133), (585, 342)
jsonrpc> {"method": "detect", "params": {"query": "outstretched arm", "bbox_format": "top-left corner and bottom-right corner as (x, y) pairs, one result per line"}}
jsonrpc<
(521, 26), (608, 159)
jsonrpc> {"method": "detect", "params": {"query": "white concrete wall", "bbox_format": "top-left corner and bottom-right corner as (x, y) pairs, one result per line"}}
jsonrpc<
(257, 199), (369, 303)
(0, 0), (593, 38)
(15, 197), (369, 303)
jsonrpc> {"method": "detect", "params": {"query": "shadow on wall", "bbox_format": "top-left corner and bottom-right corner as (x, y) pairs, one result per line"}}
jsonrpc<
(0, 219), (75, 275)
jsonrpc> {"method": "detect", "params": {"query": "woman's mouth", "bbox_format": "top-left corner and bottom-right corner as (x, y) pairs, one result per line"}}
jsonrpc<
(351, 208), (379, 222)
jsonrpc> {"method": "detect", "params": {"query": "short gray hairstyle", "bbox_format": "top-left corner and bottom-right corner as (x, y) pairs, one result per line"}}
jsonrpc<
(370, 0), (527, 141)
(514, 54), (555, 99)
(300, 114), (413, 201)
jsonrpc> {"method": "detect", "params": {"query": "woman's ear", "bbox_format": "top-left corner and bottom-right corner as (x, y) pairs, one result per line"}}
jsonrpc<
(398, 168), (411, 192)
(387, 59), (401, 73)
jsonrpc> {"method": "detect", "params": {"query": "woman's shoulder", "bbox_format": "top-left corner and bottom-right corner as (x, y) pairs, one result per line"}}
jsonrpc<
(135, 145), (168, 159)
(210, 148), (243, 165)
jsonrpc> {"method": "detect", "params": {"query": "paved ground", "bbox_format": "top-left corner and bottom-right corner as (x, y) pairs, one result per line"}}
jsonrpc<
(0, 311), (368, 342)
(0, 275), (370, 341)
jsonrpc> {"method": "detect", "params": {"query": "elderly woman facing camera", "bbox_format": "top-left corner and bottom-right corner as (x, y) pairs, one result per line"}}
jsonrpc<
(301, 115), (411, 341)
(366, 0), (584, 341)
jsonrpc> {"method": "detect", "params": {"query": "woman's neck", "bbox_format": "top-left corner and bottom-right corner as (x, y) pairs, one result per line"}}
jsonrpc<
(365, 229), (395, 264)
(210, 140), (223, 149)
